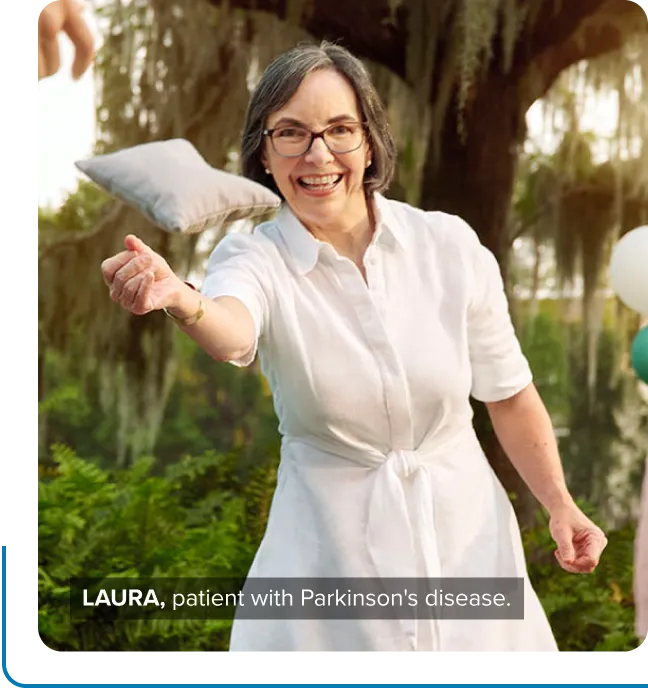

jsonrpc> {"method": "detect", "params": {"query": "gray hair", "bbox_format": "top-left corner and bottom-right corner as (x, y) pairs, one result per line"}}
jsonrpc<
(241, 41), (396, 198)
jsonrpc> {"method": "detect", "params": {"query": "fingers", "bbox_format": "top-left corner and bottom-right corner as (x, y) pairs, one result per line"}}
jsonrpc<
(552, 523), (576, 565)
(124, 234), (152, 254)
(555, 528), (608, 574)
(134, 272), (155, 314)
(558, 541), (576, 564)
(38, 1), (94, 81)
(122, 270), (155, 315)
(101, 235), (156, 285)
(109, 252), (153, 303)
(63, 1), (95, 80)
(549, 504), (608, 575)
(38, 2), (64, 79)
(38, 43), (50, 80)
(555, 550), (596, 574)
(100, 250), (137, 286)
(124, 235), (171, 281)
(101, 236), (170, 314)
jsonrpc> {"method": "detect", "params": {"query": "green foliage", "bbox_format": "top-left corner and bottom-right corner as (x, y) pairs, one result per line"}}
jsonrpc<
(518, 311), (644, 651)
(525, 513), (640, 651)
(517, 309), (648, 523)
(559, 325), (648, 517)
(39, 444), (278, 651)
(39, 181), (110, 236)
(39, 326), (280, 470)
(521, 312), (570, 421)
(153, 333), (281, 472)
(39, 347), (120, 466)
(40, 443), (643, 651)
(38, 327), (282, 650)
(54, 181), (111, 233)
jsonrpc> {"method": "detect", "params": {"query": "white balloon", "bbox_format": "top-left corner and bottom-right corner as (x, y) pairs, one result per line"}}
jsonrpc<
(610, 225), (648, 315)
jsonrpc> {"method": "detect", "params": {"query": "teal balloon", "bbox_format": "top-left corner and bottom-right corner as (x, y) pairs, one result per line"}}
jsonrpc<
(631, 327), (648, 384)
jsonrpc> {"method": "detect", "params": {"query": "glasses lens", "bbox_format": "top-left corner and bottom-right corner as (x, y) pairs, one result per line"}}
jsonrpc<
(271, 127), (312, 156)
(323, 122), (364, 153)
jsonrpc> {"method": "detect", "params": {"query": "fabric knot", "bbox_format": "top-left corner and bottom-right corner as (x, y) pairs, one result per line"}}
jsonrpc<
(387, 449), (421, 478)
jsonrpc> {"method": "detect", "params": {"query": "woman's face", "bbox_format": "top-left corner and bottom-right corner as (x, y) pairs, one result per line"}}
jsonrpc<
(262, 69), (372, 231)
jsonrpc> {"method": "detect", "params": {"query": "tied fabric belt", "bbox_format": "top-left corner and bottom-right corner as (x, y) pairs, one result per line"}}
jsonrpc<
(282, 430), (479, 651)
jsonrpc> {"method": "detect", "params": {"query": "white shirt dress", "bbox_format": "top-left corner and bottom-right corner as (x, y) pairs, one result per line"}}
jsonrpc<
(201, 193), (558, 651)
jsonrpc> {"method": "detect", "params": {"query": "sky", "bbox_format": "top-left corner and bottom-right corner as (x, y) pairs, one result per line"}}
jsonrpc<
(38, 3), (624, 211)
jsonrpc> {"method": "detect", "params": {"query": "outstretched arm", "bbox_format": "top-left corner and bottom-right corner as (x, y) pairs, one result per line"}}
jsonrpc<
(101, 234), (257, 363)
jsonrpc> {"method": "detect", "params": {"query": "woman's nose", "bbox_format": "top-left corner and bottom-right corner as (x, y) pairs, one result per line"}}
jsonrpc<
(304, 136), (334, 165)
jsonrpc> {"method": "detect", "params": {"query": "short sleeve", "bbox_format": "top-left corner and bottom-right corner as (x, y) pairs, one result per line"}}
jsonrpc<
(454, 217), (532, 402)
(201, 231), (270, 367)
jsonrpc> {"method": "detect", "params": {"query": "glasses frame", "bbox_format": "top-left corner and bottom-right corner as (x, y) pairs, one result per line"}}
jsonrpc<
(262, 121), (367, 158)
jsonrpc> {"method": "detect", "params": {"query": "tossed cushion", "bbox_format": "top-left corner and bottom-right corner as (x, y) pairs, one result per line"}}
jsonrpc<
(75, 139), (281, 234)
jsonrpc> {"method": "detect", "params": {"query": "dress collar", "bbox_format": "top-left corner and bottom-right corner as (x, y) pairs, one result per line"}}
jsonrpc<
(275, 193), (404, 276)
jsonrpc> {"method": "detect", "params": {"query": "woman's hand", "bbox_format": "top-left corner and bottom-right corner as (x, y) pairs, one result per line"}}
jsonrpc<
(101, 234), (184, 315)
(549, 503), (608, 573)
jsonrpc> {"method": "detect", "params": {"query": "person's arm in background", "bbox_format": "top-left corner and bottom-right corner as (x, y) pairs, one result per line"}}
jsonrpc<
(634, 315), (648, 641)
(634, 454), (648, 641)
(39, 0), (94, 80)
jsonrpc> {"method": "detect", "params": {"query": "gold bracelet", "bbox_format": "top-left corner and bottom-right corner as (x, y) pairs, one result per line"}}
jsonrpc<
(164, 299), (205, 326)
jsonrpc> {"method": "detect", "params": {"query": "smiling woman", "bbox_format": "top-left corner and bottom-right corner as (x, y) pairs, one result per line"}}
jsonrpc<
(258, 69), (375, 272)
(100, 41), (607, 652)
(240, 46), (396, 278)
(261, 119), (365, 199)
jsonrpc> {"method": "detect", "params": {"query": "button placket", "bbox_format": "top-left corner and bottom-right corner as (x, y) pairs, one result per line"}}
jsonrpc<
(329, 253), (412, 450)
(366, 252), (388, 320)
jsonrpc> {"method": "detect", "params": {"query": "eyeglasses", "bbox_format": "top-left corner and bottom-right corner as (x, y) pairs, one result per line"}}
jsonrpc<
(263, 121), (366, 157)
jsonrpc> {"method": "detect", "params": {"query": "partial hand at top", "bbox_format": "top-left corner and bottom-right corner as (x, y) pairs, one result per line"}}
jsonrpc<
(100, 235), (184, 316)
(39, 0), (94, 80)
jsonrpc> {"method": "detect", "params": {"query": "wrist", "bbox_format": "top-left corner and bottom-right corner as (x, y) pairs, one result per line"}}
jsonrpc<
(545, 491), (576, 515)
(165, 280), (200, 318)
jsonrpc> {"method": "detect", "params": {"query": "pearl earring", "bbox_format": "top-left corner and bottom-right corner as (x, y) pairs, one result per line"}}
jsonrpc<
(366, 159), (372, 168)
(265, 168), (271, 174)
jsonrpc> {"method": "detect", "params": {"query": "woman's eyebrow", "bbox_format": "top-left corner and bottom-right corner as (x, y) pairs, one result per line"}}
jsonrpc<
(270, 114), (358, 128)
(271, 117), (306, 128)
(326, 114), (358, 124)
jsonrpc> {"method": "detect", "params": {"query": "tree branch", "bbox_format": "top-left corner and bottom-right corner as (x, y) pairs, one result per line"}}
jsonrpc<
(208, 0), (646, 106)
(208, 0), (408, 78)
(519, 0), (647, 103)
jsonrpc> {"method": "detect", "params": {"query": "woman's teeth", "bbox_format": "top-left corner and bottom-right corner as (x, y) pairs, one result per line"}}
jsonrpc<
(298, 174), (343, 189)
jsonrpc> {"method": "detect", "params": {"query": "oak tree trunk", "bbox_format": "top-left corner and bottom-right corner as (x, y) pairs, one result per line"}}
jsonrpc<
(420, 74), (541, 526)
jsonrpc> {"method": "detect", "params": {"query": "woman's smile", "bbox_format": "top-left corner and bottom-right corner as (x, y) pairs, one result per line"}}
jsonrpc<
(295, 172), (345, 195)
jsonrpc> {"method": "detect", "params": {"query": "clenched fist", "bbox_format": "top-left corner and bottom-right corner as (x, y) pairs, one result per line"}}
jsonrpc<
(549, 503), (608, 574)
(101, 235), (184, 315)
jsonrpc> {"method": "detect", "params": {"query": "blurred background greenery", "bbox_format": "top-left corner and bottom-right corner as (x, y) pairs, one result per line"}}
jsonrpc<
(38, 0), (648, 651)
